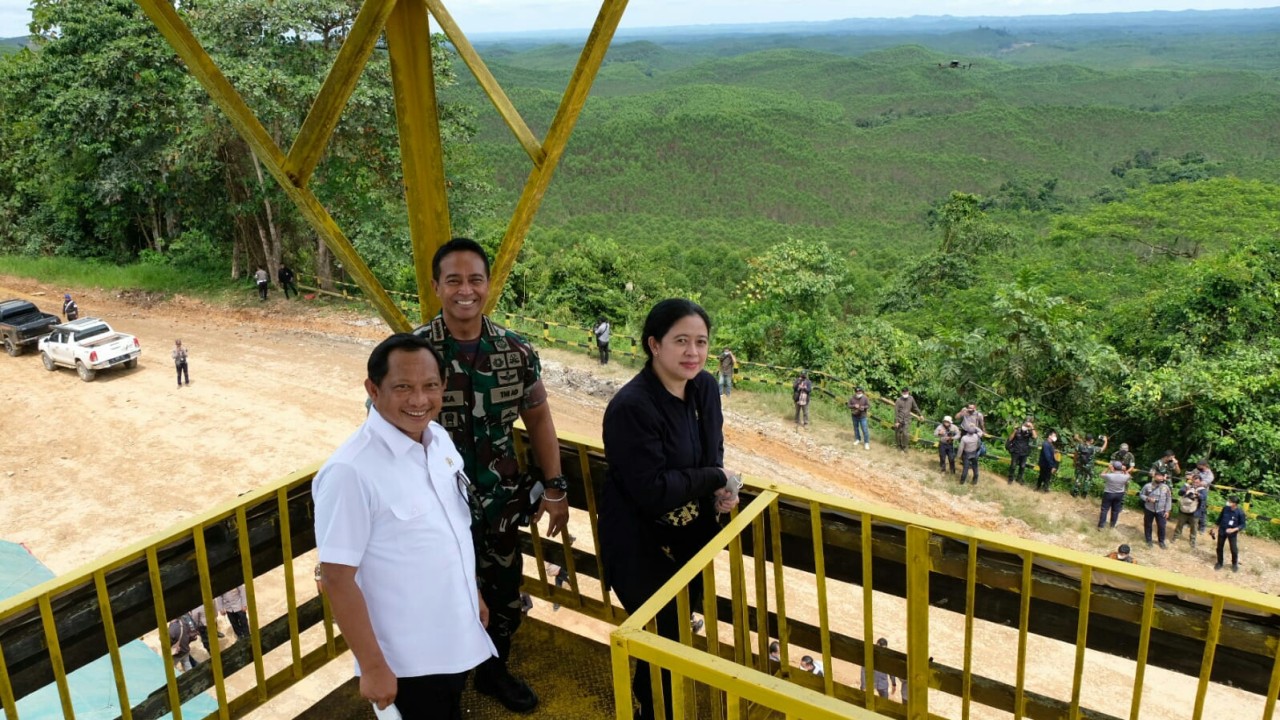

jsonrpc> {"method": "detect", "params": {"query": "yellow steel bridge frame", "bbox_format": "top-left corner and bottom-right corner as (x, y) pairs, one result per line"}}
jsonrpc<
(132, 0), (629, 330)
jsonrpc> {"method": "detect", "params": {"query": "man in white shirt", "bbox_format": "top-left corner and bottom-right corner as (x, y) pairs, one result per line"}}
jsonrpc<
(315, 334), (496, 718)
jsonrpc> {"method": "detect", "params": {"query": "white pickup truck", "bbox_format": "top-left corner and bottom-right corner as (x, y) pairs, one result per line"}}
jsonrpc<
(38, 318), (141, 382)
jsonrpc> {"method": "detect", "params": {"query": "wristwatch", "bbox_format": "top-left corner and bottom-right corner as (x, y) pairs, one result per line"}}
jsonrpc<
(545, 474), (569, 492)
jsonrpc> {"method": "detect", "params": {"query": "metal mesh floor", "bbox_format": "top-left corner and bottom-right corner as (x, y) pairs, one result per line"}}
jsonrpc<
(296, 616), (616, 719)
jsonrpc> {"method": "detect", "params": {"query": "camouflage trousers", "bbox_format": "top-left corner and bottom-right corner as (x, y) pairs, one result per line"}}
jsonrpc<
(477, 526), (525, 660)
(1073, 466), (1095, 496)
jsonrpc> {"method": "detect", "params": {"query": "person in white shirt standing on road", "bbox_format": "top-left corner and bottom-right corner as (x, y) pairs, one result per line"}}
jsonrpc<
(314, 333), (496, 719)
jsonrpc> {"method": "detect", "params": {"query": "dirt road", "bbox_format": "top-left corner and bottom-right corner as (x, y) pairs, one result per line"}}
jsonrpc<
(2, 275), (1275, 717)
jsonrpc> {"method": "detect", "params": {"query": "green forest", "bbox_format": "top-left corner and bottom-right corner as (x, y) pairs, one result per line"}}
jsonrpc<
(4, 3), (1280, 492)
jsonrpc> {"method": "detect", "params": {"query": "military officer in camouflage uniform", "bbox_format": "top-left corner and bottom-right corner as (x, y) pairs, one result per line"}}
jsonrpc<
(1150, 449), (1181, 480)
(415, 238), (567, 713)
(1110, 443), (1136, 473)
(1071, 433), (1108, 498)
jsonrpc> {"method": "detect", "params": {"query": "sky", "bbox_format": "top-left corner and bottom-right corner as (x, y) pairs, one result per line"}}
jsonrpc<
(1, 0), (1278, 38)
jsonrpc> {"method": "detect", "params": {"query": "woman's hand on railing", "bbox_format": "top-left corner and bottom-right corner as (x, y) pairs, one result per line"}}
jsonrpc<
(715, 470), (742, 514)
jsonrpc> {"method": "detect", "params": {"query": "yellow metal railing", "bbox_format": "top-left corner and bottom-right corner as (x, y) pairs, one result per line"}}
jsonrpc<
(0, 429), (617, 720)
(0, 465), (338, 720)
(611, 480), (1280, 720)
(7, 429), (1280, 720)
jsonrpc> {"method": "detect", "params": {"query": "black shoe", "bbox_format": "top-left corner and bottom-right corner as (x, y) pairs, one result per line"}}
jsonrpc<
(1214, 563), (1223, 571)
(475, 664), (538, 713)
(1232, 565), (1239, 573)
(1159, 542), (1167, 549)
(1145, 540), (1153, 548)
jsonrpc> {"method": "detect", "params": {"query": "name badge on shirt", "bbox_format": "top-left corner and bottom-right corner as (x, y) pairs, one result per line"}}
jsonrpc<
(491, 384), (524, 403)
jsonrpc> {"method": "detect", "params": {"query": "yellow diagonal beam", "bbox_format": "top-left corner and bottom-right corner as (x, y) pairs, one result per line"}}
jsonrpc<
(287, 0), (397, 187)
(134, 0), (411, 332)
(486, 0), (630, 313)
(425, 0), (545, 165)
(386, 0), (451, 322)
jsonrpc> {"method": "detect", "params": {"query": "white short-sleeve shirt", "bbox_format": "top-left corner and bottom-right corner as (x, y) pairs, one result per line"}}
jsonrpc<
(314, 410), (497, 677)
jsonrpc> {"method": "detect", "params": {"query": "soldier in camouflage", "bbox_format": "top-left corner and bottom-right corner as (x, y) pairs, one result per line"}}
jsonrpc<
(1071, 433), (1108, 498)
(415, 238), (567, 713)
(1150, 449), (1182, 480)
(1110, 442), (1136, 473)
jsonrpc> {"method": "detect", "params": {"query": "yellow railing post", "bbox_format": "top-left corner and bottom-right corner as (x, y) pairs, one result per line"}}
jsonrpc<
(962, 540), (977, 720)
(1129, 580), (1158, 720)
(905, 526), (931, 720)
(612, 630), (637, 720)
(860, 511), (876, 712)
(92, 569), (132, 720)
(1192, 596), (1226, 720)
(1069, 566), (1092, 720)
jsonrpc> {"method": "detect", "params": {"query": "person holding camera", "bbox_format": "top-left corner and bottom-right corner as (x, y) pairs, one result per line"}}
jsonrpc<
(1150, 449), (1181, 479)
(1139, 471), (1173, 549)
(1006, 418), (1037, 484)
(1172, 473), (1206, 547)
(935, 416), (961, 476)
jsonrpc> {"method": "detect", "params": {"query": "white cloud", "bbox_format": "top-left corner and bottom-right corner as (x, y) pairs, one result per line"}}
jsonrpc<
(0, 1), (30, 38)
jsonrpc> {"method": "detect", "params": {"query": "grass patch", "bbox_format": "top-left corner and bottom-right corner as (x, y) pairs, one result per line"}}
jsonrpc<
(0, 255), (233, 295)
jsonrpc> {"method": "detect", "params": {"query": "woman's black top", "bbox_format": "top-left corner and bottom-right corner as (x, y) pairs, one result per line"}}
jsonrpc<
(599, 366), (726, 593)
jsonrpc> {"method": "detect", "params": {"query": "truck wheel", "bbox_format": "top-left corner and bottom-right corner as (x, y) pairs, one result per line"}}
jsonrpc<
(76, 360), (96, 382)
(3, 337), (19, 357)
(41, 352), (55, 371)
(125, 358), (138, 369)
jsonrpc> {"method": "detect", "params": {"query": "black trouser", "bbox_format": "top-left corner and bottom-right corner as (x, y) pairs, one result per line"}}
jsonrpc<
(1143, 510), (1167, 544)
(282, 280), (298, 298)
(1217, 531), (1240, 567)
(611, 568), (702, 720)
(597, 341), (609, 365)
(960, 451), (980, 484)
(392, 671), (469, 720)
(938, 443), (956, 473)
(257, 281), (268, 300)
(176, 361), (189, 386)
(1008, 453), (1029, 483)
(1036, 464), (1054, 491)
(227, 610), (250, 640)
(1098, 492), (1125, 528)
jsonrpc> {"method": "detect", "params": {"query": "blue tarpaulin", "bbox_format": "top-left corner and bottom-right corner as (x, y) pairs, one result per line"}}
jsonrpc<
(0, 540), (221, 719)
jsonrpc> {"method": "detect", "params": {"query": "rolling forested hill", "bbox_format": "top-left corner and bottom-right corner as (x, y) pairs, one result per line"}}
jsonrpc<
(3, 6), (1280, 491)
(0, 36), (28, 55)
(441, 12), (1280, 492)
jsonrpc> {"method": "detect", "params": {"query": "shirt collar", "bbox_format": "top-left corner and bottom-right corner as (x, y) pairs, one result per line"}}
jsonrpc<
(365, 406), (435, 458)
(433, 311), (499, 342)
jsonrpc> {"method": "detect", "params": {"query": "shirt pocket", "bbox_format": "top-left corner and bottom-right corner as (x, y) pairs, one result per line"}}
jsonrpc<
(389, 499), (441, 554)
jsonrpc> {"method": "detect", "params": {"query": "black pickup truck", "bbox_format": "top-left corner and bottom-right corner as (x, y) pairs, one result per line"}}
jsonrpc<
(0, 299), (60, 356)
